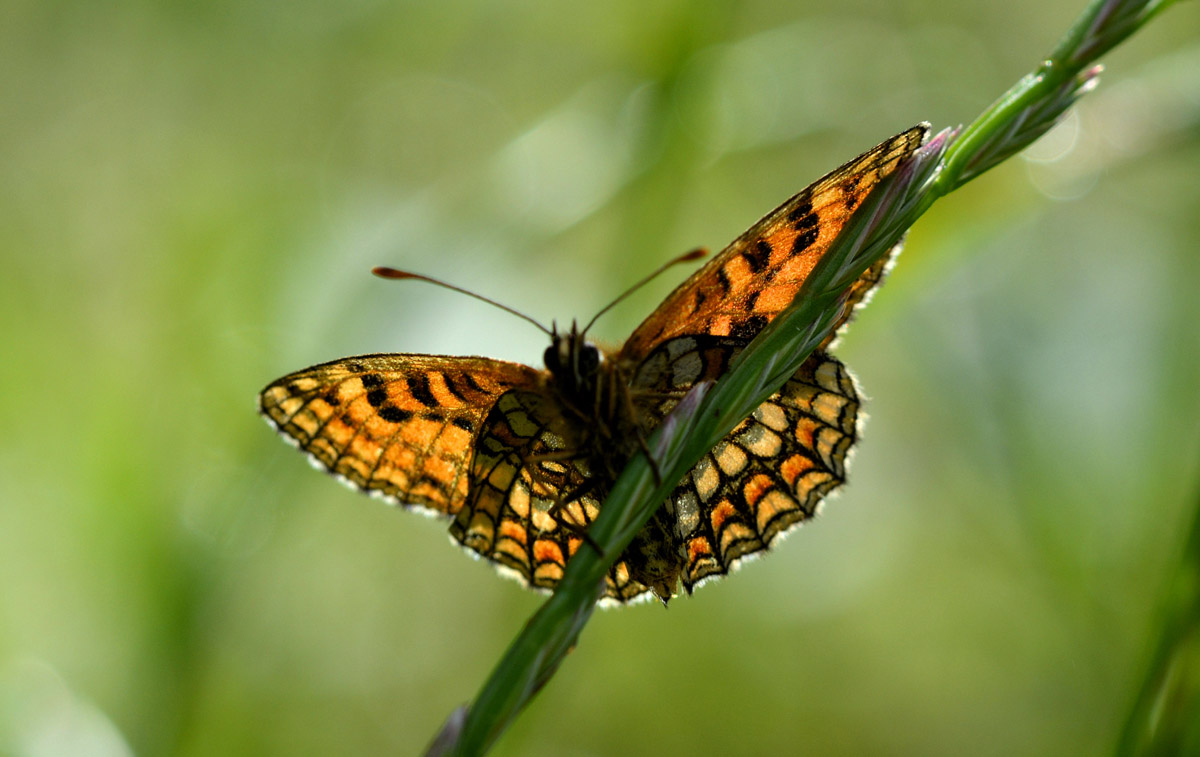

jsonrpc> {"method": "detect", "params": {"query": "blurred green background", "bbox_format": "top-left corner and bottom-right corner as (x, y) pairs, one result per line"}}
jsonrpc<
(2, 0), (1198, 754)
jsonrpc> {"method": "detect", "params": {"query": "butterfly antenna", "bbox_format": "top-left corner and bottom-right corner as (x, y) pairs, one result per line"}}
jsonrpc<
(581, 247), (708, 335)
(372, 266), (553, 336)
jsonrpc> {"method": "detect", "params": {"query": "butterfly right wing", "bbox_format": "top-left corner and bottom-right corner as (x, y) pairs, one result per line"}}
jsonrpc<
(259, 354), (542, 516)
(616, 128), (928, 597)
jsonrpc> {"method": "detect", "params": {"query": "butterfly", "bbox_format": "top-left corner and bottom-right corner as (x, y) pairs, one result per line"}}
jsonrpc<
(260, 124), (928, 604)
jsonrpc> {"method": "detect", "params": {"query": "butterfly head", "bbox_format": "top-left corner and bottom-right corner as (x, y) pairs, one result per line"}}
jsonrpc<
(545, 319), (603, 402)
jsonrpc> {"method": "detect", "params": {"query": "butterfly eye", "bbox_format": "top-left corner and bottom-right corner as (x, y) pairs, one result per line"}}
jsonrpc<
(579, 344), (601, 375)
(543, 345), (560, 372)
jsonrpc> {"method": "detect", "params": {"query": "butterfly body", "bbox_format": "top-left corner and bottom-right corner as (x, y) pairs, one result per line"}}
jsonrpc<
(260, 125), (928, 604)
(457, 321), (690, 601)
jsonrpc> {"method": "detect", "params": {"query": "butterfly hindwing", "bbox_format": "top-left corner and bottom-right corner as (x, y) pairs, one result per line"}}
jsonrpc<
(673, 351), (860, 592)
(453, 386), (656, 601)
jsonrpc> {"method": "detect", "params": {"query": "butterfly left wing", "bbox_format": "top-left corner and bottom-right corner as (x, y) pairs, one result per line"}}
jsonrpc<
(259, 354), (541, 515)
(262, 354), (659, 602)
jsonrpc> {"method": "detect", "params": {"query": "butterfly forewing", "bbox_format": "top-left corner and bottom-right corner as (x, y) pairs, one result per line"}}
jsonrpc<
(259, 355), (540, 515)
(619, 125), (927, 365)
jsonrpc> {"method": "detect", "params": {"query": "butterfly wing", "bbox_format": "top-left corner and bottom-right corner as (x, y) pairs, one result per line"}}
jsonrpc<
(259, 354), (541, 515)
(622, 125), (927, 594)
(671, 350), (860, 592)
(452, 386), (655, 602)
(619, 124), (928, 365)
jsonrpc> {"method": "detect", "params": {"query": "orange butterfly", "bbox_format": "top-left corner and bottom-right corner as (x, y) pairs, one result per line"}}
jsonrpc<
(260, 125), (927, 604)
